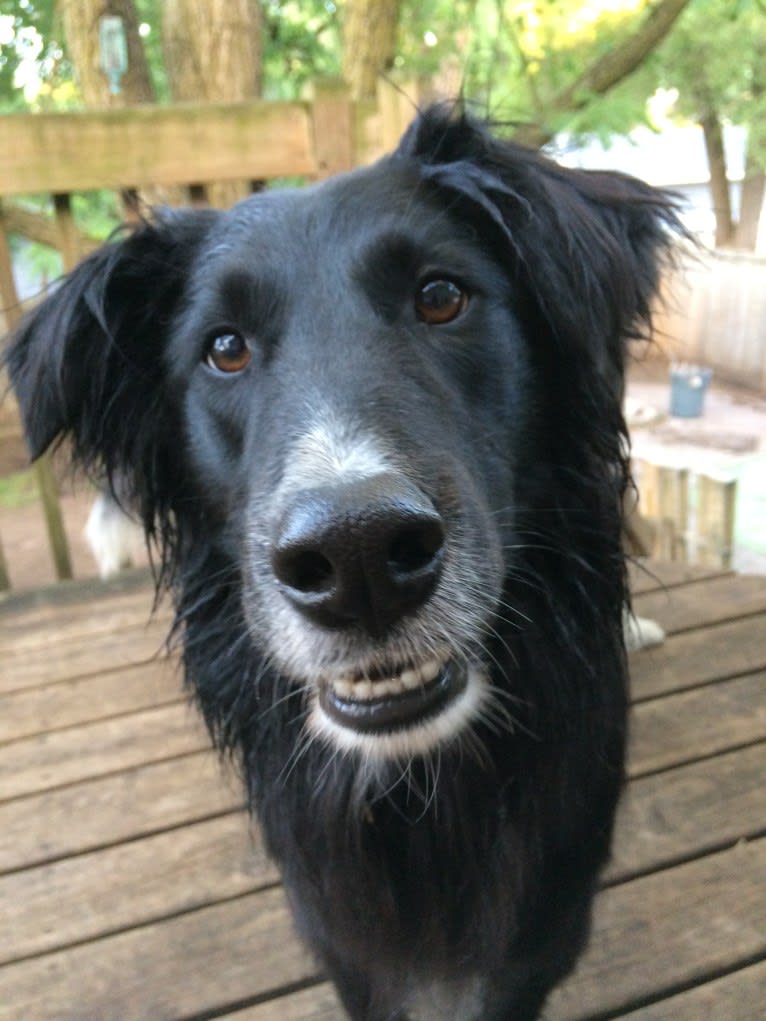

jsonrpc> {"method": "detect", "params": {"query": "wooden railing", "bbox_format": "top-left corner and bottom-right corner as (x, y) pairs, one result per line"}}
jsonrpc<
(0, 78), (432, 590)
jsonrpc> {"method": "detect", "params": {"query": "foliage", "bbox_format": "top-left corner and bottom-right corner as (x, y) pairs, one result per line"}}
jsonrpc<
(261, 0), (342, 98)
(0, 0), (72, 109)
(648, 0), (766, 168)
(396, 0), (677, 140)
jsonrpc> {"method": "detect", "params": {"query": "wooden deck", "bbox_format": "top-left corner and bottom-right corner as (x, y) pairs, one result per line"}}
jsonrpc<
(0, 562), (765, 1020)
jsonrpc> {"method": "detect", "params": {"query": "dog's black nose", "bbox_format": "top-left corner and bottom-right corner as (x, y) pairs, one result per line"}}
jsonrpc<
(271, 474), (445, 635)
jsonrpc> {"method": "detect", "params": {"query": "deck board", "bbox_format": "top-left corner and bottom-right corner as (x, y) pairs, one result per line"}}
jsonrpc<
(0, 751), (244, 872)
(1, 560), (764, 1020)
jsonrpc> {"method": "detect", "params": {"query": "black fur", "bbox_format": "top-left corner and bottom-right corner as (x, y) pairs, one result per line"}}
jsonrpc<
(5, 108), (681, 1021)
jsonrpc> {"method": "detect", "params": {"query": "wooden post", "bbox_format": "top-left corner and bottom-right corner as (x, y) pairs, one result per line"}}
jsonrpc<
(2, 195), (74, 583)
(53, 193), (81, 271)
(0, 200), (22, 331)
(310, 79), (355, 178)
(696, 474), (737, 568)
(0, 202), (20, 588)
(637, 460), (689, 562)
(377, 76), (434, 155)
(33, 455), (73, 581)
(0, 536), (9, 591)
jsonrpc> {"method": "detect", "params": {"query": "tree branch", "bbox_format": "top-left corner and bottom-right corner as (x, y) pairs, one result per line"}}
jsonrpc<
(514, 0), (693, 147)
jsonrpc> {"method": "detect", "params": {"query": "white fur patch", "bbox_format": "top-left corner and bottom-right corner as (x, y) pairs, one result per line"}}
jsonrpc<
(276, 412), (393, 501)
(623, 611), (666, 652)
(85, 493), (144, 579)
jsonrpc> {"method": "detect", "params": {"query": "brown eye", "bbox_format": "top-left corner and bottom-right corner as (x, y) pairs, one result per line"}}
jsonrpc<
(206, 332), (251, 374)
(415, 279), (468, 325)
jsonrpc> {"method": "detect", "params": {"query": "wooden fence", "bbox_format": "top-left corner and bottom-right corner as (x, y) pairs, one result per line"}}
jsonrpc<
(655, 249), (766, 394)
(0, 78), (433, 590)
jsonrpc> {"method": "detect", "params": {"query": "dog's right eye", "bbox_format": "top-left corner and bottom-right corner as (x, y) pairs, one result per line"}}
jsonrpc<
(205, 333), (251, 374)
(415, 279), (468, 325)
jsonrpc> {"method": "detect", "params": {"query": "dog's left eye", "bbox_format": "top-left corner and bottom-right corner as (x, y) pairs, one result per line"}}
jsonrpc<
(205, 333), (251, 374)
(415, 279), (468, 325)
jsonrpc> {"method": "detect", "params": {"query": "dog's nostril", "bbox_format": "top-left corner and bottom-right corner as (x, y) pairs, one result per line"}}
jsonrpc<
(387, 521), (445, 578)
(274, 548), (335, 594)
(292, 551), (335, 593)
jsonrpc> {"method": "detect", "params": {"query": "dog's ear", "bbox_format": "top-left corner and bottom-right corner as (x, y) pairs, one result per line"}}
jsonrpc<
(397, 106), (684, 378)
(5, 208), (217, 485)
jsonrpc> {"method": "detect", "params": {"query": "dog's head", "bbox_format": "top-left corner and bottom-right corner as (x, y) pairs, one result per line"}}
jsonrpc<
(6, 107), (680, 765)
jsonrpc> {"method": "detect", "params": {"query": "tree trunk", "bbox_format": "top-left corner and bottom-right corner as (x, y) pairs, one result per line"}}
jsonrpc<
(342, 0), (401, 101)
(162, 0), (262, 208)
(57, 0), (157, 214)
(701, 110), (735, 248)
(734, 164), (765, 251)
(57, 0), (155, 108)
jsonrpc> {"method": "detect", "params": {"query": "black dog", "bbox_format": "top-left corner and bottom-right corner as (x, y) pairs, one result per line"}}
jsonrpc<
(6, 108), (680, 1021)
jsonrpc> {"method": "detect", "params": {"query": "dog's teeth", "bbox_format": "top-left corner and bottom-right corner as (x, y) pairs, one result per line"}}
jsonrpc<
(330, 660), (446, 702)
(400, 668), (420, 690)
(419, 659), (441, 684)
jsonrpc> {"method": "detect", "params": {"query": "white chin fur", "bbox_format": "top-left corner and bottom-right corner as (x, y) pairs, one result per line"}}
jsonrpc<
(307, 665), (487, 761)
(85, 493), (144, 579)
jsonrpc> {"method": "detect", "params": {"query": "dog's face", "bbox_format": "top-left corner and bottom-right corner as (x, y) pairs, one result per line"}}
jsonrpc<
(171, 164), (533, 758)
(6, 109), (677, 766)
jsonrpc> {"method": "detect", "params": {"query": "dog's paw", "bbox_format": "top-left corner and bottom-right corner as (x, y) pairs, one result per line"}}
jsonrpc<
(623, 611), (666, 652)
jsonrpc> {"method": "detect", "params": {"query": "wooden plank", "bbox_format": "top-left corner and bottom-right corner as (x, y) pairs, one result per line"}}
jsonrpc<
(52, 192), (80, 271)
(0, 702), (208, 801)
(548, 840), (766, 1020)
(0, 886), (317, 1021)
(0, 101), (317, 195)
(638, 461), (689, 562)
(696, 474), (737, 569)
(630, 613), (766, 700)
(310, 79), (355, 178)
(2, 840), (762, 1021)
(629, 671), (766, 778)
(610, 742), (766, 882)
(617, 959), (766, 1020)
(0, 567), (155, 632)
(31, 455), (72, 582)
(0, 750), (242, 873)
(628, 560), (731, 594)
(0, 658), (180, 744)
(0, 581), (163, 647)
(0, 199), (22, 333)
(221, 983), (341, 1020)
(0, 813), (271, 965)
(2, 200), (100, 252)
(632, 572), (766, 634)
(0, 617), (169, 692)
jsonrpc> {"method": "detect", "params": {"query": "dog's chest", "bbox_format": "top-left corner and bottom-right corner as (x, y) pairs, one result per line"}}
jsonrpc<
(405, 975), (485, 1021)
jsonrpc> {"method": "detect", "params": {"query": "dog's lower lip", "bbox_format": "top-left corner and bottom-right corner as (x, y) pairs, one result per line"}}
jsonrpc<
(318, 661), (467, 733)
